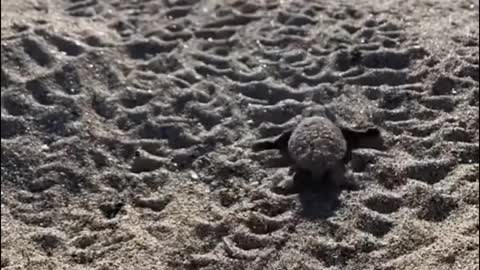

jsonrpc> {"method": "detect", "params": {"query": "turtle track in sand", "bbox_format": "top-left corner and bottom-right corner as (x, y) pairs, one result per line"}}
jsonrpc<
(1, 0), (478, 269)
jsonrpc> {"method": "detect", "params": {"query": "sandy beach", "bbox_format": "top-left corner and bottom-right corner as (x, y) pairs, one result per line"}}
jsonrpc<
(1, 0), (479, 269)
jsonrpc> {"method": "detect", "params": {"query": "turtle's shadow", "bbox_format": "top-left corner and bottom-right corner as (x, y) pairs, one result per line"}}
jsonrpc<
(290, 170), (356, 220)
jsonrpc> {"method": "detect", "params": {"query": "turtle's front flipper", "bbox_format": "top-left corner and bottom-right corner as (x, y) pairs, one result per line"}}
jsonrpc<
(273, 129), (293, 150)
(340, 126), (380, 142)
(340, 126), (385, 162)
(251, 129), (293, 152)
(252, 139), (278, 152)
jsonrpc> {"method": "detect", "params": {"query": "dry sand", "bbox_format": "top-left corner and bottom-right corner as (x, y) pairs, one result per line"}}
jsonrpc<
(1, 0), (479, 269)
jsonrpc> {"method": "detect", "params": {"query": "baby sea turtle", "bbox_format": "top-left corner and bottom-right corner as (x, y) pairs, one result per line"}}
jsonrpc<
(253, 116), (382, 193)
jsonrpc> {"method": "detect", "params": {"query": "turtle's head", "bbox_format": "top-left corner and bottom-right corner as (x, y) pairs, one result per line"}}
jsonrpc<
(301, 105), (338, 123)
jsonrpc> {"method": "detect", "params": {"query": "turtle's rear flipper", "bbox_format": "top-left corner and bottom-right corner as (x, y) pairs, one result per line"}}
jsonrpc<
(251, 130), (293, 152)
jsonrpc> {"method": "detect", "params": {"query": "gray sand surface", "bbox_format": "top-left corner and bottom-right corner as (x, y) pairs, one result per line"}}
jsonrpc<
(1, 0), (479, 269)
